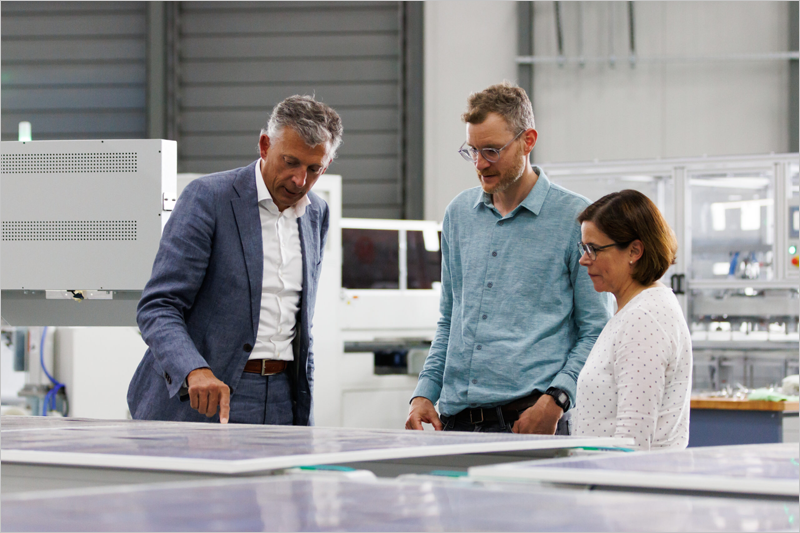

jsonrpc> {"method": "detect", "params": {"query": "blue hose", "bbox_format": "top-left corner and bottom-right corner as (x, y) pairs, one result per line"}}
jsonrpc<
(39, 327), (65, 416)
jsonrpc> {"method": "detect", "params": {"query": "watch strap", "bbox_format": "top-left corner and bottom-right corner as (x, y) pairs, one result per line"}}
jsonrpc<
(544, 387), (570, 412)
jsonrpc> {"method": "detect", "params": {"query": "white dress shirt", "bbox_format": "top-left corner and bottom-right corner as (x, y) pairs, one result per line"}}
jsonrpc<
(572, 286), (692, 450)
(251, 160), (310, 361)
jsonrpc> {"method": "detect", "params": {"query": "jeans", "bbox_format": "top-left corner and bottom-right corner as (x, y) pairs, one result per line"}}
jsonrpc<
(228, 371), (294, 425)
(441, 408), (572, 434)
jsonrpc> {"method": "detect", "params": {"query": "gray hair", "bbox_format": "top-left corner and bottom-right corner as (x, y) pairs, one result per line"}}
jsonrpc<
(462, 81), (535, 133)
(260, 95), (343, 158)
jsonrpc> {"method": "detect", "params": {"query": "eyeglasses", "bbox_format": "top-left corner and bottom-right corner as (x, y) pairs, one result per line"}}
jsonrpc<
(577, 241), (633, 261)
(458, 130), (525, 164)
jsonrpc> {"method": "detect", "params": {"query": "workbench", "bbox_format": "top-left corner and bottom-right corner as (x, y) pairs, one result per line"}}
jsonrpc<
(689, 397), (799, 446)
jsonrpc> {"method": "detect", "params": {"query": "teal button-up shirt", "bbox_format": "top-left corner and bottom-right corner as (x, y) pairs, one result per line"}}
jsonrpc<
(413, 169), (613, 416)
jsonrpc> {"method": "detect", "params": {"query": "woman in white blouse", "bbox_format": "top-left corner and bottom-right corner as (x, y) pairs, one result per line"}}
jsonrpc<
(571, 190), (692, 450)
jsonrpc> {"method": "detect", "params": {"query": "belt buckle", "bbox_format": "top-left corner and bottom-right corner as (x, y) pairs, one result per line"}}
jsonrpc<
(261, 360), (278, 376)
(469, 408), (484, 424)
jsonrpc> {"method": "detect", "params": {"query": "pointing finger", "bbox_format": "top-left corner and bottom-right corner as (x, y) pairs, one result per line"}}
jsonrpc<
(219, 386), (230, 424)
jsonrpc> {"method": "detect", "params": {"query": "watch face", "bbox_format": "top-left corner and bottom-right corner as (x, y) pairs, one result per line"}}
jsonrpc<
(558, 392), (567, 404)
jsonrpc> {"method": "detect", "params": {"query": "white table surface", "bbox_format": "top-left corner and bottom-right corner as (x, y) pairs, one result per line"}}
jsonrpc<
(468, 442), (800, 496)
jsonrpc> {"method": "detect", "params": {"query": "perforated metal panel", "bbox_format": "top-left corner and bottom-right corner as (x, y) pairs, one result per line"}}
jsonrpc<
(1, 139), (173, 291)
(175, 2), (405, 219)
(2, 221), (137, 242)
(1, 153), (139, 173)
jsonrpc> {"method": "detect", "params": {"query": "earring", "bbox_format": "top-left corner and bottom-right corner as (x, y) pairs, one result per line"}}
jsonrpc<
(629, 261), (633, 265)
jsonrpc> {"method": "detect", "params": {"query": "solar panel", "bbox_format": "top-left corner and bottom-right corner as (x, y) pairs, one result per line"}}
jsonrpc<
(2, 474), (795, 532)
(469, 443), (799, 496)
(1, 416), (627, 474)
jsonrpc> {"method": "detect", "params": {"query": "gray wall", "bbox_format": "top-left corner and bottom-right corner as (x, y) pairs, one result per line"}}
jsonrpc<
(174, 1), (408, 218)
(1, 2), (148, 141)
(530, 1), (793, 163)
(1, 1), (420, 220)
(423, 1), (518, 222)
(423, 1), (797, 222)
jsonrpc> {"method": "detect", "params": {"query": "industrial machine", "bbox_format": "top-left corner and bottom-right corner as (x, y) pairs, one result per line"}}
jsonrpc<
(1, 139), (177, 417)
(1, 139), (177, 326)
(328, 218), (442, 428)
(545, 153), (800, 393)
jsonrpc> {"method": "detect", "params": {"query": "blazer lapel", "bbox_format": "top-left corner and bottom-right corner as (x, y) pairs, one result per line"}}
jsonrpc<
(231, 162), (263, 339)
(296, 201), (320, 378)
(297, 205), (318, 305)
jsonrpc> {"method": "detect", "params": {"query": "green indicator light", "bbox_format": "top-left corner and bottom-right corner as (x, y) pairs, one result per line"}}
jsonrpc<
(790, 245), (797, 255)
(18, 121), (31, 142)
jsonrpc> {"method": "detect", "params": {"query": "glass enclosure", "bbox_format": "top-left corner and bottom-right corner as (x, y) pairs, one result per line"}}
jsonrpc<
(406, 230), (442, 290)
(342, 229), (399, 289)
(341, 222), (442, 291)
(547, 173), (675, 228)
(689, 168), (775, 281)
(547, 169), (676, 283)
(545, 154), (799, 393)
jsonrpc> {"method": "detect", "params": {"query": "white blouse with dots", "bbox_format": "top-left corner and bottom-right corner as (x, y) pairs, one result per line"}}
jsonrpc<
(572, 286), (692, 451)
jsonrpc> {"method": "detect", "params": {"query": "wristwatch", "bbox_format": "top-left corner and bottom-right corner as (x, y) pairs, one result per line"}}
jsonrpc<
(544, 387), (570, 412)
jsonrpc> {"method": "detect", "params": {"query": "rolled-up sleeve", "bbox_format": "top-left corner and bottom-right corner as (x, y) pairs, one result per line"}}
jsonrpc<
(412, 212), (452, 404)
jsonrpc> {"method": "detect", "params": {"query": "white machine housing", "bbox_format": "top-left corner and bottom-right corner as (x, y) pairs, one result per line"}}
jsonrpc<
(1, 139), (177, 326)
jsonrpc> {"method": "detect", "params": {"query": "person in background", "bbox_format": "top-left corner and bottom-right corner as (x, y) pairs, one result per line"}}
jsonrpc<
(128, 95), (342, 425)
(406, 81), (613, 434)
(572, 189), (692, 450)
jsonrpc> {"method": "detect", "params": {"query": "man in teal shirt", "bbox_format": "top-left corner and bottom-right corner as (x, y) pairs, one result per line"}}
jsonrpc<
(406, 82), (613, 434)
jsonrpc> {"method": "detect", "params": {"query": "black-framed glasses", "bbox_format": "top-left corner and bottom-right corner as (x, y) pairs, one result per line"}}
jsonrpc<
(578, 241), (633, 261)
(458, 130), (525, 164)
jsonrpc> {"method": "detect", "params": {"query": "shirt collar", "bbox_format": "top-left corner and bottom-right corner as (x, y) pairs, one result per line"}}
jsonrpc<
(472, 166), (551, 216)
(255, 159), (310, 217)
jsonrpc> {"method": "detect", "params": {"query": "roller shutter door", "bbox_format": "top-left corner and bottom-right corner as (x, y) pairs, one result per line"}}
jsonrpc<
(0, 2), (147, 141)
(176, 1), (404, 218)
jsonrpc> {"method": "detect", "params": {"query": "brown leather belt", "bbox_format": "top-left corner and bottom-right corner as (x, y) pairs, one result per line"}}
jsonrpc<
(243, 359), (287, 376)
(451, 390), (543, 425)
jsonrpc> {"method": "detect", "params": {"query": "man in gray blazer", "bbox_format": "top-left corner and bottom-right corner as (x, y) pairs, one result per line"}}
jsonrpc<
(128, 95), (342, 425)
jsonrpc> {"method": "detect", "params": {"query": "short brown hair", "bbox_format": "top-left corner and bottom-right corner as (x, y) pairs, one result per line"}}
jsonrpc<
(461, 81), (535, 133)
(577, 190), (677, 286)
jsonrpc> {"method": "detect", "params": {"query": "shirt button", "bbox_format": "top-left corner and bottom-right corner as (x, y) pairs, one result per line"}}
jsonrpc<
(492, 251), (497, 257)
(498, 221), (504, 226)
(482, 314), (487, 320)
(487, 282), (493, 288)
(476, 345), (482, 350)
(472, 379), (478, 384)
(243, 343), (253, 352)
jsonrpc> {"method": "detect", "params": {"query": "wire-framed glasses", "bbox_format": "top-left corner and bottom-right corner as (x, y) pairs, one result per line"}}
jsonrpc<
(458, 130), (525, 163)
(577, 240), (632, 261)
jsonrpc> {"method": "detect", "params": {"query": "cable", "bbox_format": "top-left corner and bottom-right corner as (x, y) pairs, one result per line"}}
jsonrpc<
(39, 327), (65, 416)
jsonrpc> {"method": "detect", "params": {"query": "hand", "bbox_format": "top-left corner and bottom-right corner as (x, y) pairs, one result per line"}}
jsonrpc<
(512, 395), (562, 434)
(186, 368), (230, 423)
(405, 396), (443, 430)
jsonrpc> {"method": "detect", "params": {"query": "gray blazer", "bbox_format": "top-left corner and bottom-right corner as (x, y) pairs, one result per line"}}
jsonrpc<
(127, 161), (328, 425)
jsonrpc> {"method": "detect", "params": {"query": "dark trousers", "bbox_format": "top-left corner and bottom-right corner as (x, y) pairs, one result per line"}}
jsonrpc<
(441, 408), (572, 434)
(228, 371), (294, 425)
